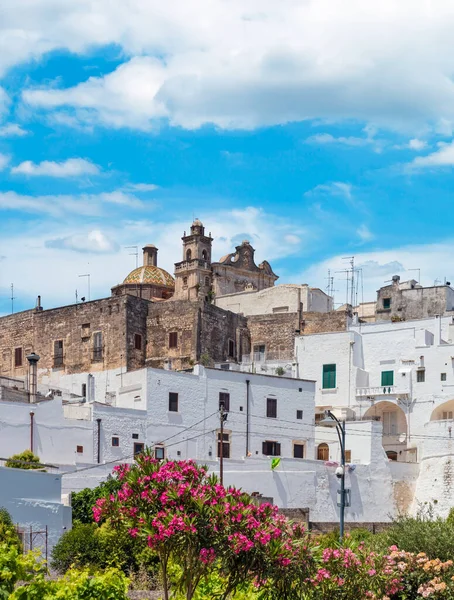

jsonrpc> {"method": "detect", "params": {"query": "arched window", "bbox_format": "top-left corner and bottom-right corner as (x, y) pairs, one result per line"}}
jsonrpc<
(183, 277), (188, 287)
(186, 249), (192, 261)
(317, 443), (329, 461)
(202, 249), (208, 261)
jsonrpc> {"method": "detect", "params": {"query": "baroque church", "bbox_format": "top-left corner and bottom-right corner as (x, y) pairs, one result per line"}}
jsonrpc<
(0, 220), (293, 380)
(111, 219), (278, 302)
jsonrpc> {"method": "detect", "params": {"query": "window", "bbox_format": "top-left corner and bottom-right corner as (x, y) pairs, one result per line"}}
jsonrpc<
(169, 392), (179, 412)
(417, 369), (425, 383)
(204, 276), (210, 287)
(253, 345), (266, 361)
(296, 410), (303, 420)
(92, 332), (103, 362)
(76, 445), (83, 454)
(217, 432), (231, 458)
(293, 443), (305, 459)
(322, 364), (336, 389)
(262, 441), (281, 456)
(202, 250), (208, 261)
(381, 370), (394, 386)
(315, 413), (324, 424)
(186, 249), (192, 261)
(383, 298), (391, 309)
(155, 446), (165, 460)
(228, 339), (235, 357)
(219, 392), (230, 412)
(382, 411), (398, 435)
(183, 277), (188, 287)
(345, 450), (352, 463)
(169, 332), (178, 348)
(134, 443), (144, 456)
(442, 411), (453, 420)
(134, 333), (142, 350)
(441, 373), (447, 382)
(112, 437), (119, 447)
(132, 433), (139, 440)
(317, 443), (329, 461)
(14, 347), (23, 367)
(81, 383), (87, 398)
(53, 340), (64, 368)
(266, 397), (277, 418)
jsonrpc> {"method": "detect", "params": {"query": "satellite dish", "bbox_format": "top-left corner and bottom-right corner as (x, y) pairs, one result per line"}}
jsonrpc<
(398, 433), (407, 443)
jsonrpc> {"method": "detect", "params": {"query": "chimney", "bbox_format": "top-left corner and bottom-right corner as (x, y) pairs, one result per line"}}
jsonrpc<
(143, 245), (158, 267)
(26, 352), (40, 404)
(35, 296), (43, 311)
(392, 275), (400, 288)
(434, 315), (442, 346)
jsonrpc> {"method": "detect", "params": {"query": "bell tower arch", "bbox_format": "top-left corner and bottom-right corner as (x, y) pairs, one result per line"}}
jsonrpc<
(174, 219), (213, 300)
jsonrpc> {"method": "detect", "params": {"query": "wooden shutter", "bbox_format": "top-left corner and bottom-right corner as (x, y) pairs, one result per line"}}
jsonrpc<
(322, 364), (336, 389)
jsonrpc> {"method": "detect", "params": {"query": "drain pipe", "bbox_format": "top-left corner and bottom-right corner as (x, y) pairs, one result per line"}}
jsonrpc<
(245, 379), (250, 456)
(96, 418), (102, 464)
(30, 411), (35, 453)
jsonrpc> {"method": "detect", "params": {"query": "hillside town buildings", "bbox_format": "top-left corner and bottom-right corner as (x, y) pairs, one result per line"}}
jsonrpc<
(3, 218), (454, 539)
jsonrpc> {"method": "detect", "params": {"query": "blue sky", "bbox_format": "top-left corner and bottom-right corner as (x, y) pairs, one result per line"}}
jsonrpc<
(2, 1), (454, 315)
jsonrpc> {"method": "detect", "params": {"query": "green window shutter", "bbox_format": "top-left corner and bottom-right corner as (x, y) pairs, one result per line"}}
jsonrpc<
(381, 371), (394, 386)
(322, 364), (336, 389)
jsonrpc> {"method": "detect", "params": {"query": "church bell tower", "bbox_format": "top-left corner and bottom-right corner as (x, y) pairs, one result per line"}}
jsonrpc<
(174, 219), (213, 301)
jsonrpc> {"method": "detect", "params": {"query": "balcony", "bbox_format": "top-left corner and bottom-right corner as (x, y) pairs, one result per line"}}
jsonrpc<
(175, 259), (210, 271)
(356, 386), (409, 399)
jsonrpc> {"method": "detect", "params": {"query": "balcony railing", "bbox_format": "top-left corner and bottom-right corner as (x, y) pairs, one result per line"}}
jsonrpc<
(175, 259), (210, 271)
(356, 386), (409, 398)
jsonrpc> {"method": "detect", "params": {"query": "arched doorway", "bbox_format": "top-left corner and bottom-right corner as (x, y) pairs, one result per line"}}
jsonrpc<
(430, 399), (454, 421)
(363, 401), (408, 462)
(317, 443), (329, 461)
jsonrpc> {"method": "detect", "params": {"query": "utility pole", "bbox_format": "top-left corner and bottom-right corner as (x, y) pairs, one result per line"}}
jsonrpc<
(10, 283), (15, 314)
(219, 400), (227, 486)
(78, 274), (91, 302)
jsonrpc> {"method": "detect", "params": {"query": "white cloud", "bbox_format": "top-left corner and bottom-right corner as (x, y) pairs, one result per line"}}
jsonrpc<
(0, 190), (143, 217)
(0, 206), (308, 311)
(357, 225), (374, 242)
(45, 229), (119, 254)
(306, 133), (371, 147)
(11, 1), (454, 132)
(410, 141), (454, 167)
(11, 157), (100, 177)
(305, 182), (353, 200)
(299, 242), (454, 304)
(123, 182), (159, 192)
(408, 138), (427, 151)
(0, 123), (28, 137)
(0, 154), (10, 171)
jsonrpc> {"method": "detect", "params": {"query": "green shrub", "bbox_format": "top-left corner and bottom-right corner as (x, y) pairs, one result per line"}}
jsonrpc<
(50, 523), (102, 573)
(6, 450), (43, 470)
(380, 504), (454, 560)
(71, 477), (121, 524)
(51, 522), (158, 579)
(0, 508), (21, 550)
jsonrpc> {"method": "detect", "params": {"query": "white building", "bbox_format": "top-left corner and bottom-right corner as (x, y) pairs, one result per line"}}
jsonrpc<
(0, 363), (411, 523)
(0, 465), (71, 553)
(295, 314), (454, 517)
(215, 283), (333, 316)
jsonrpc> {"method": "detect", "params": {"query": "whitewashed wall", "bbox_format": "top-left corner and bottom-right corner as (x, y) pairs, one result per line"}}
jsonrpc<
(0, 466), (71, 552)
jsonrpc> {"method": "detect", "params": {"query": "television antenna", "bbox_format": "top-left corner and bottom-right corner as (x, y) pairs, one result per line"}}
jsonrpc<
(125, 245), (139, 269)
(78, 274), (91, 302)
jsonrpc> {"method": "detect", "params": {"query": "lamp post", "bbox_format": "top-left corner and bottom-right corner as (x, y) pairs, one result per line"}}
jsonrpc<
(219, 401), (227, 486)
(319, 409), (346, 543)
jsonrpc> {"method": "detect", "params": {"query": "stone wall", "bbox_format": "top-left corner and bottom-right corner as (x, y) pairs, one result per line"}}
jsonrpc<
(0, 296), (150, 381)
(247, 313), (298, 361)
(145, 301), (249, 370)
(302, 310), (349, 335)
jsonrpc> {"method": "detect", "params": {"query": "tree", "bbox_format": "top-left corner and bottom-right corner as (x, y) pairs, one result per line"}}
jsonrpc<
(95, 453), (305, 600)
(71, 477), (122, 524)
(5, 450), (43, 470)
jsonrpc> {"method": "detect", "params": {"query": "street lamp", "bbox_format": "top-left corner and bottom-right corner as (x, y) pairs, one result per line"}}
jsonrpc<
(318, 409), (347, 543)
